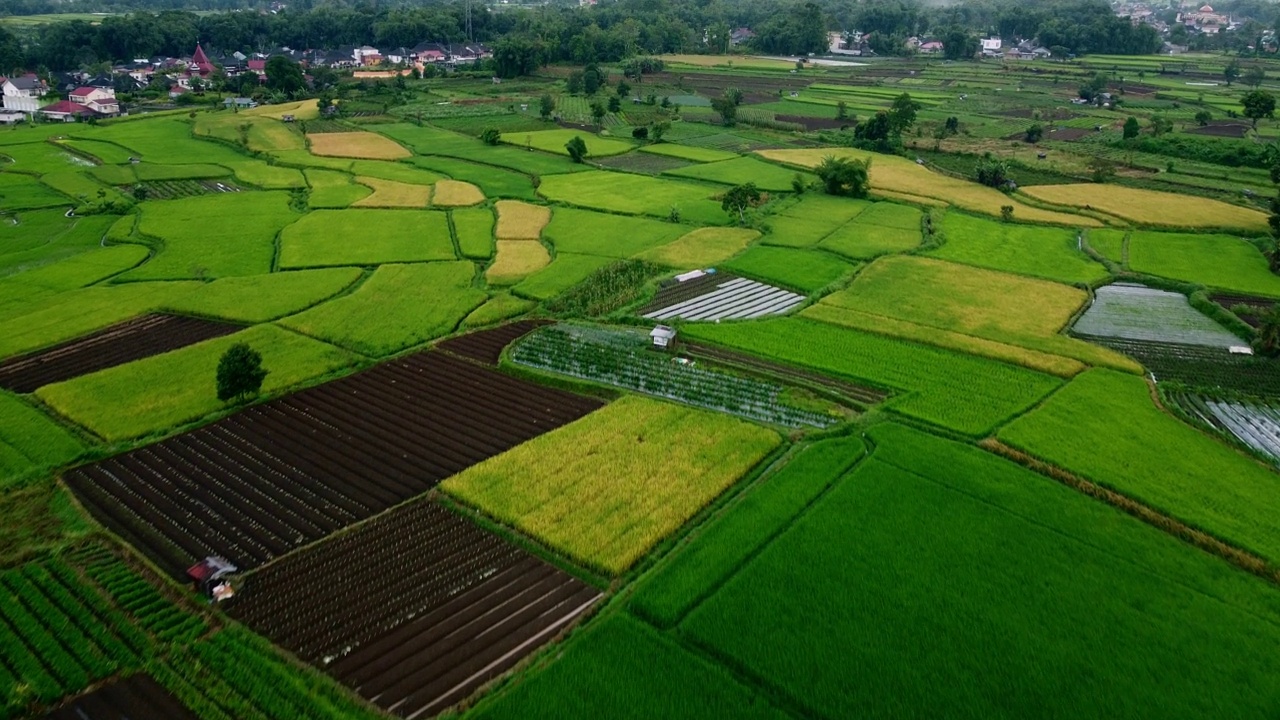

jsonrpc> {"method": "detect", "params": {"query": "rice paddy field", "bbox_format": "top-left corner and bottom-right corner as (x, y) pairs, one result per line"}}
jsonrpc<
(441, 396), (780, 575)
(1, 53), (1279, 720)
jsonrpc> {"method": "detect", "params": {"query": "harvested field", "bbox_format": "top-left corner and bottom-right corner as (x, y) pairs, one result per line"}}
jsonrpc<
(776, 114), (850, 131)
(63, 351), (602, 577)
(594, 151), (694, 175)
(1186, 122), (1250, 138)
(308, 132), (410, 160)
(0, 314), (240, 393)
(1073, 284), (1243, 347)
(1211, 293), (1275, 328)
(229, 500), (601, 720)
(496, 201), (551, 239)
(431, 179), (485, 207)
(437, 320), (551, 365)
(47, 673), (199, 720)
(641, 273), (805, 321)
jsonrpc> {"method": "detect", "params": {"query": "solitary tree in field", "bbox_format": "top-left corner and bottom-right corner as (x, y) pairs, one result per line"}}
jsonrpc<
(1194, 109), (1212, 126)
(1122, 116), (1141, 139)
(836, 100), (849, 121)
(1025, 123), (1044, 143)
(480, 128), (502, 145)
(539, 94), (555, 120)
(216, 343), (268, 403)
(590, 101), (606, 129)
(815, 155), (871, 198)
(1242, 90), (1276, 130)
(710, 88), (741, 127)
(721, 182), (761, 224)
(651, 120), (670, 142)
(1224, 58), (1241, 87)
(565, 135), (588, 163)
(1246, 65), (1267, 89)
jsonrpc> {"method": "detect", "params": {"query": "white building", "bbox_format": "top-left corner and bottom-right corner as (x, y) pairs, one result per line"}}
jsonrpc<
(981, 37), (1003, 56)
(2, 76), (46, 114)
(69, 86), (119, 116)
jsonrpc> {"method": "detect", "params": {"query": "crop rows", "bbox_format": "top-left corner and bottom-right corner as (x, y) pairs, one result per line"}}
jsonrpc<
(0, 314), (241, 393)
(0, 554), (154, 717)
(642, 276), (805, 321)
(1094, 337), (1280, 395)
(47, 672), (199, 720)
(513, 325), (836, 428)
(135, 179), (240, 200)
(230, 500), (601, 719)
(1170, 392), (1280, 464)
(65, 351), (602, 577)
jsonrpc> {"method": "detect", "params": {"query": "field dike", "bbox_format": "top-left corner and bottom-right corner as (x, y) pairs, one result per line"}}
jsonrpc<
(978, 438), (1280, 587)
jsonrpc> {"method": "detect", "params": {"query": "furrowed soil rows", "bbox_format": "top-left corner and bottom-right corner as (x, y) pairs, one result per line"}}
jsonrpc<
(683, 343), (890, 406)
(46, 672), (200, 720)
(0, 314), (242, 393)
(436, 320), (551, 366)
(64, 351), (602, 577)
(229, 500), (601, 720)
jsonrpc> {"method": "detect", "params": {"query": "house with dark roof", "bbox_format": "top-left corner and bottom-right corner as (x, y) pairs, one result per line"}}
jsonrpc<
(2, 75), (47, 113)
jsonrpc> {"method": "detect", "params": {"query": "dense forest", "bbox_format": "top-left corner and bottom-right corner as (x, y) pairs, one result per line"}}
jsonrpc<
(0, 0), (1166, 73)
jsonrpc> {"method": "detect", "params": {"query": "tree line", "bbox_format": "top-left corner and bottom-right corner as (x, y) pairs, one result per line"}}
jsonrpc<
(3, 0), (1167, 74)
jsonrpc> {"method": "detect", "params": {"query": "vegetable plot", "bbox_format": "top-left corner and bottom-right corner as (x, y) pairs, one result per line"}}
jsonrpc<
(513, 325), (843, 428)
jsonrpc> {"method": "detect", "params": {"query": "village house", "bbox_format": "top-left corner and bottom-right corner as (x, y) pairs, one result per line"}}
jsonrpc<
(2, 75), (47, 114)
(69, 86), (120, 116)
(38, 100), (98, 122)
(980, 37), (1003, 57)
(920, 40), (944, 54)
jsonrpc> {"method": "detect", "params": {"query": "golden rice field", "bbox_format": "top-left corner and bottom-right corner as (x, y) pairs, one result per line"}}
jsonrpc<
(431, 179), (485, 206)
(757, 148), (1097, 227)
(495, 200), (552, 239)
(805, 255), (1140, 375)
(486, 240), (550, 284)
(637, 227), (759, 268)
(351, 177), (431, 208)
(1020, 184), (1269, 233)
(440, 396), (781, 575)
(307, 131), (411, 160)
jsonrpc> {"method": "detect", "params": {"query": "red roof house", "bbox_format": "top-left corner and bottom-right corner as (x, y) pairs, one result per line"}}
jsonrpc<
(38, 100), (98, 121)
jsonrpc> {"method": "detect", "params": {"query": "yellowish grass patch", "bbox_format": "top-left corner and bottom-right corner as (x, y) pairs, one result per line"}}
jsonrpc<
(757, 148), (1097, 226)
(637, 227), (759, 268)
(495, 200), (552, 239)
(661, 53), (797, 70)
(1020, 184), (1269, 232)
(486, 240), (550, 284)
(308, 131), (410, 160)
(243, 99), (320, 121)
(440, 395), (780, 574)
(431, 179), (485, 206)
(351, 177), (432, 208)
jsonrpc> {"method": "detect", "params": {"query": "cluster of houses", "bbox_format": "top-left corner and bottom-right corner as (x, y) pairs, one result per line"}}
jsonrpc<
(0, 39), (492, 122)
(826, 31), (1050, 60)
